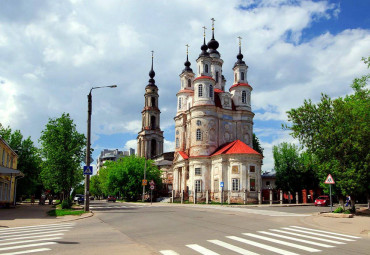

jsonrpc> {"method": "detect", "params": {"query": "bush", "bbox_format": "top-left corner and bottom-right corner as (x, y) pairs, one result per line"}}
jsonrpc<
(61, 199), (72, 209)
(333, 207), (344, 213)
(344, 209), (353, 214)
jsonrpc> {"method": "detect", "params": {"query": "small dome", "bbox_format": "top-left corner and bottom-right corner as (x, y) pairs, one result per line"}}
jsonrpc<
(199, 38), (209, 57)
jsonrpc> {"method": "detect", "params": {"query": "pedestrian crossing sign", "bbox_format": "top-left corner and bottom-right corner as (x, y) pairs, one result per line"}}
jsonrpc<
(324, 174), (335, 184)
(83, 166), (93, 175)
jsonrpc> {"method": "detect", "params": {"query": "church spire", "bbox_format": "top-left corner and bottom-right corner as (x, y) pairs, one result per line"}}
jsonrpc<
(234, 36), (246, 67)
(183, 44), (193, 72)
(148, 50), (156, 86)
(199, 26), (209, 57)
(207, 18), (220, 55)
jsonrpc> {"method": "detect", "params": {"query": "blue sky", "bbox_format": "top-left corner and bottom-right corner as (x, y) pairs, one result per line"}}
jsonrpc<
(0, 0), (369, 172)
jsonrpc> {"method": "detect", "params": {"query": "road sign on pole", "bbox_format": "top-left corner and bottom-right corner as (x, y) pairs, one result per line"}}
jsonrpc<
(150, 185), (155, 190)
(324, 174), (335, 184)
(220, 182), (224, 188)
(150, 180), (155, 186)
(83, 166), (93, 175)
(142, 179), (147, 186)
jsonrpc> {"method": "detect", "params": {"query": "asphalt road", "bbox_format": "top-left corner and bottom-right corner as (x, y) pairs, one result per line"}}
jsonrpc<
(2, 201), (368, 255)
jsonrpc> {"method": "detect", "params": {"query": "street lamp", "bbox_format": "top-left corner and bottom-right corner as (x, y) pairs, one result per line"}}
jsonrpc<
(84, 84), (117, 212)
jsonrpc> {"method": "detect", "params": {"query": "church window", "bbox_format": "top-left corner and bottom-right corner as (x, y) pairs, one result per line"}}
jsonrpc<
(196, 120), (201, 126)
(214, 179), (219, 192)
(151, 97), (156, 107)
(151, 116), (156, 130)
(250, 178), (256, 191)
(241, 71), (245, 81)
(232, 178), (239, 191)
(195, 168), (201, 176)
(196, 129), (202, 141)
(178, 97), (182, 109)
(235, 73), (237, 82)
(151, 139), (157, 157)
(176, 130), (179, 135)
(205, 64), (208, 73)
(242, 91), (246, 103)
(209, 84), (213, 99)
(249, 165), (255, 173)
(216, 71), (219, 83)
(188, 79), (191, 87)
(198, 84), (203, 97)
(176, 138), (179, 148)
(195, 180), (202, 192)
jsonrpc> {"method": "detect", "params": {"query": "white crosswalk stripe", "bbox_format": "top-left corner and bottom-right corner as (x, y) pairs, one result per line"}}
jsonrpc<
(159, 225), (361, 255)
(0, 223), (75, 254)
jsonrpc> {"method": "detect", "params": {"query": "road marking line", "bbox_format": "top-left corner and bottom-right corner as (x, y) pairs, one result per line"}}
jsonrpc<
(289, 226), (361, 239)
(0, 227), (72, 237)
(226, 236), (299, 255)
(208, 239), (259, 255)
(0, 233), (64, 241)
(243, 233), (321, 252)
(258, 231), (335, 248)
(0, 237), (62, 247)
(0, 248), (51, 255)
(0, 223), (74, 233)
(0, 242), (57, 251)
(186, 244), (220, 255)
(270, 229), (344, 244)
(0, 230), (70, 238)
(282, 228), (355, 241)
(159, 250), (180, 255)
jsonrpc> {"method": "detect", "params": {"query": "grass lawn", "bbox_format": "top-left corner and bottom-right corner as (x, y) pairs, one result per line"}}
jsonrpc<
(47, 209), (87, 217)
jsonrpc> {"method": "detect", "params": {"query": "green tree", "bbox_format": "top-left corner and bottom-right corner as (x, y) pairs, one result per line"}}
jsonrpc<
(285, 57), (370, 207)
(39, 113), (86, 200)
(252, 133), (264, 156)
(0, 124), (42, 198)
(103, 155), (162, 201)
(90, 174), (103, 198)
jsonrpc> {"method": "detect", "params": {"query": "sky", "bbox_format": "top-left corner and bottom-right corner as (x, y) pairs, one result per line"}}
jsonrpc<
(0, 0), (369, 173)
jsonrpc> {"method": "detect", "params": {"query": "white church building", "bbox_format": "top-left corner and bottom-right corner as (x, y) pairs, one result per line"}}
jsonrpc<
(172, 21), (263, 203)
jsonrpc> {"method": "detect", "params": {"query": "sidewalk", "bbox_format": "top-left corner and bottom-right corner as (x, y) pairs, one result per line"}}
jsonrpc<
(0, 203), (92, 228)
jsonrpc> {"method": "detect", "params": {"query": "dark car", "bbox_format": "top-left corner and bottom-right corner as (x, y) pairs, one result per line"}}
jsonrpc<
(74, 194), (84, 204)
(315, 195), (330, 206)
(107, 196), (116, 202)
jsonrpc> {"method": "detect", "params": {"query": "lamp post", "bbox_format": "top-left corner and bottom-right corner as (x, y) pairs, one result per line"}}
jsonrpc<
(84, 85), (117, 212)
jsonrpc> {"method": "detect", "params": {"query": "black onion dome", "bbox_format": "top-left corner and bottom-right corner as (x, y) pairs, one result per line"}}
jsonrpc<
(183, 55), (193, 72)
(207, 30), (220, 54)
(234, 46), (246, 68)
(199, 37), (209, 57)
(148, 55), (156, 86)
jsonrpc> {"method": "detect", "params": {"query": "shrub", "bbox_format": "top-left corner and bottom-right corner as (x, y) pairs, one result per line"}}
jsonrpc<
(344, 209), (352, 214)
(61, 199), (72, 209)
(333, 207), (344, 213)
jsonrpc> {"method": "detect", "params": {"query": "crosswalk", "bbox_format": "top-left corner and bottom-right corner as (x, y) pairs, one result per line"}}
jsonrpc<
(0, 222), (74, 254)
(159, 225), (361, 255)
(90, 204), (160, 210)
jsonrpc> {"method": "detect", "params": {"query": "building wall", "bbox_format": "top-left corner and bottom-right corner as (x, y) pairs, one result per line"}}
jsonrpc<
(0, 138), (18, 204)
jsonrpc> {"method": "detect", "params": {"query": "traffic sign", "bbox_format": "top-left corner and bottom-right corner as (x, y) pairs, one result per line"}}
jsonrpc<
(220, 182), (224, 188)
(324, 174), (335, 184)
(149, 180), (155, 186)
(142, 179), (147, 186)
(150, 185), (155, 190)
(83, 166), (93, 175)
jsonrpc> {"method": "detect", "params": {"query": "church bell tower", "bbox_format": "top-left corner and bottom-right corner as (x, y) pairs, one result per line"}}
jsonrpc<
(137, 52), (164, 159)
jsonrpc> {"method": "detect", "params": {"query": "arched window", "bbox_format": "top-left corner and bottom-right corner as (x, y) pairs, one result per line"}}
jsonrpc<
(216, 71), (219, 83)
(205, 64), (208, 73)
(241, 72), (245, 81)
(196, 129), (202, 141)
(176, 138), (179, 148)
(235, 73), (237, 82)
(198, 65), (200, 74)
(151, 115), (156, 130)
(242, 91), (246, 104)
(151, 97), (156, 107)
(178, 97), (182, 109)
(188, 79), (191, 87)
(198, 84), (203, 97)
(151, 139), (156, 157)
(209, 84), (213, 99)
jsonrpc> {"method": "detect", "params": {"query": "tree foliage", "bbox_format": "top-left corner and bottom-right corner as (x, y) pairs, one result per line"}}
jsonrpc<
(90, 174), (103, 198)
(252, 133), (264, 157)
(39, 113), (86, 199)
(0, 124), (42, 197)
(285, 57), (370, 199)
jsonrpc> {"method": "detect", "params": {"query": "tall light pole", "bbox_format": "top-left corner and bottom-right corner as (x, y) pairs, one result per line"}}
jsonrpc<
(84, 85), (117, 212)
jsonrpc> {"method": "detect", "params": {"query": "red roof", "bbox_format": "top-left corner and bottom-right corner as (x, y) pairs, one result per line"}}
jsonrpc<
(229, 83), (252, 91)
(212, 140), (261, 156)
(194, 76), (215, 81)
(178, 151), (189, 159)
(214, 88), (223, 93)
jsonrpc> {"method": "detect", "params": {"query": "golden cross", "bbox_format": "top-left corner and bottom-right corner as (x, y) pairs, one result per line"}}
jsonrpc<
(202, 26), (207, 37)
(151, 50), (154, 58)
(185, 44), (189, 54)
(211, 18), (215, 31)
(238, 36), (242, 46)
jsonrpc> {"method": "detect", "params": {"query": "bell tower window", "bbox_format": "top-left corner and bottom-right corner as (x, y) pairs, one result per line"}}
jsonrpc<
(241, 72), (245, 81)
(242, 91), (246, 104)
(216, 71), (219, 83)
(151, 97), (156, 107)
(209, 84), (213, 99)
(196, 129), (202, 141)
(205, 64), (208, 73)
(176, 138), (179, 148)
(151, 115), (156, 130)
(188, 79), (191, 87)
(235, 73), (237, 82)
(198, 84), (203, 97)
(151, 139), (157, 157)
(178, 97), (182, 110)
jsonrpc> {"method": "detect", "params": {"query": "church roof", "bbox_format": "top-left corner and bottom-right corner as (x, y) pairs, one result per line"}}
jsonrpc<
(212, 140), (261, 156)
(229, 82), (252, 90)
(194, 75), (214, 81)
(177, 89), (194, 94)
(178, 151), (189, 159)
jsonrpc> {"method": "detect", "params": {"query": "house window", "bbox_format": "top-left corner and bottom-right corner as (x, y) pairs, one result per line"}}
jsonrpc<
(176, 138), (179, 148)
(242, 91), (246, 103)
(241, 71), (245, 81)
(209, 84), (213, 99)
(250, 165), (255, 173)
(232, 178), (239, 191)
(250, 178), (256, 191)
(198, 84), (203, 97)
(196, 129), (202, 141)
(188, 79), (191, 87)
(205, 64), (208, 73)
(266, 181), (270, 186)
(195, 180), (202, 192)
(195, 168), (201, 176)
(10, 156), (13, 169)
(178, 97), (182, 109)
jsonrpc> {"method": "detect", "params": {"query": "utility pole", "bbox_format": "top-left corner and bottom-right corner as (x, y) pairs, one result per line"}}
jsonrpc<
(142, 158), (146, 202)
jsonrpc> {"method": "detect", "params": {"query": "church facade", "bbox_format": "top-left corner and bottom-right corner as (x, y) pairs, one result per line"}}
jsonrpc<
(172, 22), (263, 203)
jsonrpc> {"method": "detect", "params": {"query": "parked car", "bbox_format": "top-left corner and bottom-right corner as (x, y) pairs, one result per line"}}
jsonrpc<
(74, 194), (84, 204)
(107, 196), (116, 202)
(315, 195), (330, 206)
(90, 196), (94, 200)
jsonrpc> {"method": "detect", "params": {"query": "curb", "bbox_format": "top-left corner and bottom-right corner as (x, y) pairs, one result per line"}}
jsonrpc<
(321, 212), (354, 218)
(55, 210), (95, 223)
